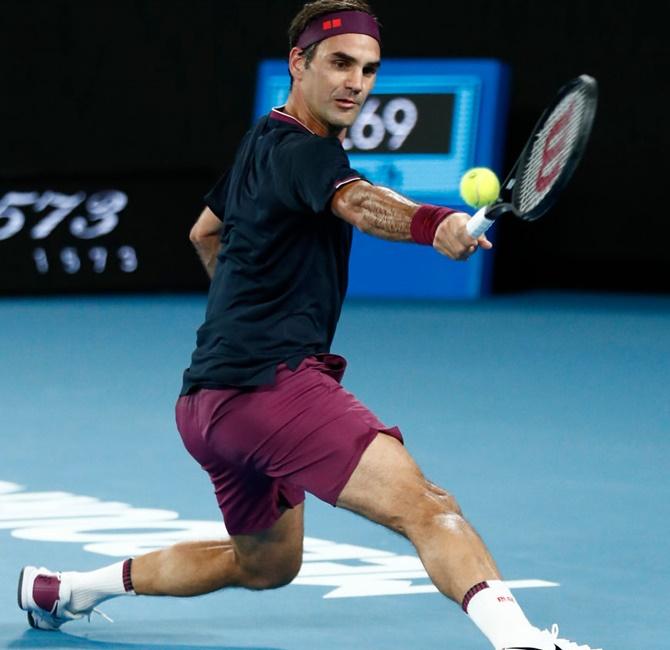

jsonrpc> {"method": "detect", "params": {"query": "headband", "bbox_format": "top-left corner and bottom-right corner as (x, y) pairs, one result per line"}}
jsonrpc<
(295, 10), (381, 50)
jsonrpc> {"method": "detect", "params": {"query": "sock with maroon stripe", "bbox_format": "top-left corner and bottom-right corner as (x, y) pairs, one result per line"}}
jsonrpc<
(65, 559), (136, 613)
(463, 580), (535, 649)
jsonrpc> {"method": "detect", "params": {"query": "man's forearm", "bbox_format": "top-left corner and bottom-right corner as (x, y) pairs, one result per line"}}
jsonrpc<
(333, 180), (489, 261)
(338, 183), (420, 241)
(193, 235), (221, 279)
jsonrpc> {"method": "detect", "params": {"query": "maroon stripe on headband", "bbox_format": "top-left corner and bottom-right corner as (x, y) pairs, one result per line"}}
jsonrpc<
(296, 10), (380, 50)
(462, 581), (490, 612)
(122, 558), (134, 592)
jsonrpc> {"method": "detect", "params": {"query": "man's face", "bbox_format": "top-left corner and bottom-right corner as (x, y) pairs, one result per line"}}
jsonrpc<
(298, 33), (380, 134)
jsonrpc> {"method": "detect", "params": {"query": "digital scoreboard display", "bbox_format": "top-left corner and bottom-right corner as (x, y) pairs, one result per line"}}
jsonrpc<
(0, 174), (206, 293)
(255, 58), (509, 298)
(342, 94), (455, 154)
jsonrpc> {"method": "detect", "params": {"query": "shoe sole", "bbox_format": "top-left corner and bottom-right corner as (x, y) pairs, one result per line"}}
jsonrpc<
(17, 566), (36, 611)
(17, 566), (37, 629)
(18, 566), (51, 630)
(17, 567), (24, 610)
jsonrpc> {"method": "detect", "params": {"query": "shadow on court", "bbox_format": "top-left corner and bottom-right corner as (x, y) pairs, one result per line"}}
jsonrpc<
(6, 629), (283, 650)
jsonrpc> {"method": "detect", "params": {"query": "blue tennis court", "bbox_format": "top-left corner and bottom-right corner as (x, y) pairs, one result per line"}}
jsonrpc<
(1, 293), (668, 649)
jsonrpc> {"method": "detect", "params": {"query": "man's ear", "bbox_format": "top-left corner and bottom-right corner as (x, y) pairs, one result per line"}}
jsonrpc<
(288, 47), (305, 82)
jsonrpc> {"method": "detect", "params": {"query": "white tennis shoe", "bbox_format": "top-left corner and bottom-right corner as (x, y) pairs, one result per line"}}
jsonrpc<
(503, 624), (603, 650)
(17, 566), (112, 631)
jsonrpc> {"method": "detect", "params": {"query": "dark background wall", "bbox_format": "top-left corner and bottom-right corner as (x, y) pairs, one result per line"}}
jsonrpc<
(2, 0), (667, 293)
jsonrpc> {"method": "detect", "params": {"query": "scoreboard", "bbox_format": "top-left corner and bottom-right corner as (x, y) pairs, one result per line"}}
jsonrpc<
(256, 58), (510, 298)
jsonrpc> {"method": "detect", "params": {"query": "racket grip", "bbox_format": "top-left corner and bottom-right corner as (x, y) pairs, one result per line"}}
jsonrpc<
(466, 207), (495, 238)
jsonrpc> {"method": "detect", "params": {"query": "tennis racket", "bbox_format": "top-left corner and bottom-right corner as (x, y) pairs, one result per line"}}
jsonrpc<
(466, 74), (598, 238)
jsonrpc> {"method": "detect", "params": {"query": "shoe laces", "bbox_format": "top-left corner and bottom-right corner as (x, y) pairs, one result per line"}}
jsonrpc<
(86, 607), (114, 624)
(548, 624), (603, 650)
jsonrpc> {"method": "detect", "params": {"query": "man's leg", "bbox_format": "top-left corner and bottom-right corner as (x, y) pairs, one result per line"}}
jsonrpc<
(18, 503), (304, 630)
(337, 433), (537, 650)
(131, 502), (304, 596)
(337, 433), (498, 603)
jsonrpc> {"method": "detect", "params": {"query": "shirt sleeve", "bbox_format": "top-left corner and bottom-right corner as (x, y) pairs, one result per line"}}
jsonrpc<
(277, 135), (366, 214)
(203, 169), (231, 220)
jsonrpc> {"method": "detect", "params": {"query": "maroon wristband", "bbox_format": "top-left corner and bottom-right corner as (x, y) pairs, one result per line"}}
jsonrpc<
(410, 204), (456, 245)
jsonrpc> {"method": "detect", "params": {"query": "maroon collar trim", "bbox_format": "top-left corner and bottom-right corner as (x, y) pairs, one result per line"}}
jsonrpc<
(270, 107), (316, 135)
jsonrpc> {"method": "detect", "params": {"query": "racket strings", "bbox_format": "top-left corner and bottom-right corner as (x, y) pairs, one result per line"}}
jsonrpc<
(517, 89), (589, 214)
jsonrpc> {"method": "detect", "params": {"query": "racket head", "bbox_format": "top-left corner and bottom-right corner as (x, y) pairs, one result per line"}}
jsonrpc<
(510, 75), (598, 222)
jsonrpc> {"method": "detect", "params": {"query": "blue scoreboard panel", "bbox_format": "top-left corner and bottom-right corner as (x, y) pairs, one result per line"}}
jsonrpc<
(255, 59), (510, 299)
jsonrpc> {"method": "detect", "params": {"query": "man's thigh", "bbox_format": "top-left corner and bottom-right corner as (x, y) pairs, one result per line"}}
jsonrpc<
(336, 433), (434, 532)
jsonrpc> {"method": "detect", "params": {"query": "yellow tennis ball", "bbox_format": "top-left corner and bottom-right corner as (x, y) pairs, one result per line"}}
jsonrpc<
(459, 167), (500, 209)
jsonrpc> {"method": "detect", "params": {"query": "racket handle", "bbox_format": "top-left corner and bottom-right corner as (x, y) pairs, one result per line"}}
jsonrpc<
(466, 207), (496, 238)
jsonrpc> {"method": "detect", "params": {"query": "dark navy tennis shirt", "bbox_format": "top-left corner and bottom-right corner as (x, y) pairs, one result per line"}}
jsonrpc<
(180, 108), (365, 393)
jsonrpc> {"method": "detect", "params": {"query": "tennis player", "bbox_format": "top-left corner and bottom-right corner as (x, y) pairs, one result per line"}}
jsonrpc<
(18, 2), (602, 649)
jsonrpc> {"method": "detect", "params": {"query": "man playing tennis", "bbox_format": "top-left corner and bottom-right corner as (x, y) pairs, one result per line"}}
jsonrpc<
(19, 2), (602, 649)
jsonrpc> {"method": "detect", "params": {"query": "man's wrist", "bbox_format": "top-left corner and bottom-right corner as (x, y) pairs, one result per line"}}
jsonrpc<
(410, 204), (456, 245)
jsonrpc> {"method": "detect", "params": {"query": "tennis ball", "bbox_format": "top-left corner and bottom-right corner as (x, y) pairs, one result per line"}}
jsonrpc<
(459, 167), (500, 209)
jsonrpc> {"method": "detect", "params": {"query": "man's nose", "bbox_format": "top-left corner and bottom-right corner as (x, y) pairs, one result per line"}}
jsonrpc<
(345, 67), (363, 93)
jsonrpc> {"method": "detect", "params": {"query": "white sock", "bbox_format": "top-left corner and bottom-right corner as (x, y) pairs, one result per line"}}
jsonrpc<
(463, 580), (534, 649)
(64, 559), (136, 613)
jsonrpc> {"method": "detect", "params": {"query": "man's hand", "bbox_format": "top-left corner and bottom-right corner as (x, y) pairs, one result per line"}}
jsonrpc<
(433, 212), (493, 261)
(190, 207), (223, 279)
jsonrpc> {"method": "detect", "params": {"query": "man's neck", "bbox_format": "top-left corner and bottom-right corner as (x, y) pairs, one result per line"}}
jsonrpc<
(283, 94), (345, 141)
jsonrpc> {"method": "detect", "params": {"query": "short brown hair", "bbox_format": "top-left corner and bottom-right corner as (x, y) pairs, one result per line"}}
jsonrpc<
(288, 0), (378, 68)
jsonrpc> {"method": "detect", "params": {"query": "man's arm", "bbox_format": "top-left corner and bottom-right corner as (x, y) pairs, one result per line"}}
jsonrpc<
(331, 180), (492, 261)
(190, 207), (223, 279)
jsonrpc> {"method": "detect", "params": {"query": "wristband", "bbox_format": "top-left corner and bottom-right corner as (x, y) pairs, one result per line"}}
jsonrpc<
(410, 204), (456, 245)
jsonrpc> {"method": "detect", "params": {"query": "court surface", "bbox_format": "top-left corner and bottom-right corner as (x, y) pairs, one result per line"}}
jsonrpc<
(1, 292), (668, 650)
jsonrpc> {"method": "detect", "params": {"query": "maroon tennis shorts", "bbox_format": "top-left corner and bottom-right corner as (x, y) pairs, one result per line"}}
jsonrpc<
(175, 354), (402, 535)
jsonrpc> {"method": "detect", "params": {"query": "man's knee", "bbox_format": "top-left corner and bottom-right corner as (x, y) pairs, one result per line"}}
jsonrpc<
(393, 479), (464, 537)
(423, 480), (463, 517)
(236, 548), (302, 591)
